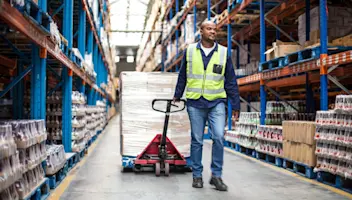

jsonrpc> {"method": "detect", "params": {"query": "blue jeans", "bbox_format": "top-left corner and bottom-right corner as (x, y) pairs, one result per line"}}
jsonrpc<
(187, 102), (226, 178)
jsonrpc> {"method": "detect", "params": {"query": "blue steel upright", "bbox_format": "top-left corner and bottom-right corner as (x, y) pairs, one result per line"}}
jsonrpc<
(62, 0), (73, 152)
(87, 25), (94, 105)
(207, 0), (211, 20)
(78, 0), (86, 93)
(260, 0), (266, 125)
(319, 0), (328, 111)
(30, 0), (47, 119)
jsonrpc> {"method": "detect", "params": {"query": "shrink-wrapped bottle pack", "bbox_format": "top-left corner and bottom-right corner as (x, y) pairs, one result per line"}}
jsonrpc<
(119, 72), (191, 157)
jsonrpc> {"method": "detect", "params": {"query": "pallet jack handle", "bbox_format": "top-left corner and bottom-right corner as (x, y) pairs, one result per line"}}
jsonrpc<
(152, 99), (186, 159)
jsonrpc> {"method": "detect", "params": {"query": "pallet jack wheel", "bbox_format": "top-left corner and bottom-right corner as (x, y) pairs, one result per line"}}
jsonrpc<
(155, 163), (161, 177)
(164, 163), (170, 176)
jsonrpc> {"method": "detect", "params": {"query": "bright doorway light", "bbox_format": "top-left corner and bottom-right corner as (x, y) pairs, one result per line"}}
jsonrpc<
(127, 56), (134, 63)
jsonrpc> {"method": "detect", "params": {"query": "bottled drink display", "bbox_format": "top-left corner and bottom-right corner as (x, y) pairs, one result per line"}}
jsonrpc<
(256, 125), (283, 157)
(314, 95), (352, 180)
(45, 144), (66, 175)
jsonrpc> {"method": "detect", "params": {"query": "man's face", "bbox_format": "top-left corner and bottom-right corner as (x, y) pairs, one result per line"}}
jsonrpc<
(201, 22), (216, 42)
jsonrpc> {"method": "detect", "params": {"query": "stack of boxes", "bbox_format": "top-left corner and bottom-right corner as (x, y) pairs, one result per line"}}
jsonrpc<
(282, 121), (317, 166)
(298, 6), (352, 46)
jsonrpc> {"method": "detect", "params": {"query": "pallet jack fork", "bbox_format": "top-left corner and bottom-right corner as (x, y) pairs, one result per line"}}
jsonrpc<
(134, 99), (188, 176)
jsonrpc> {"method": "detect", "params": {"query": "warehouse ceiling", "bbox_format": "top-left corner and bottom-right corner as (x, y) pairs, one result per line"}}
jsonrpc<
(108, 0), (153, 47)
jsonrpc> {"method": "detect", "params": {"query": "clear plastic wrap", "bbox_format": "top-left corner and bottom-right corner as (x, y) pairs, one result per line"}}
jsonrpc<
(0, 184), (19, 200)
(0, 125), (16, 160)
(45, 144), (66, 175)
(119, 72), (191, 157)
(0, 152), (23, 193)
(18, 142), (46, 173)
(0, 120), (47, 149)
(15, 165), (45, 199)
(314, 95), (352, 180)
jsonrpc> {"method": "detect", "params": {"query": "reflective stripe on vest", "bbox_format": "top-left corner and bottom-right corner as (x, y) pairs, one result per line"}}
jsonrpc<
(185, 43), (227, 101)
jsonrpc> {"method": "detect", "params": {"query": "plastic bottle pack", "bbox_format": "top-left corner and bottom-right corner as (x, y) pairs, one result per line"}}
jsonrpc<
(0, 184), (19, 200)
(0, 125), (16, 160)
(0, 120), (46, 149)
(45, 144), (66, 175)
(238, 112), (260, 125)
(335, 95), (352, 111)
(18, 142), (46, 173)
(15, 164), (45, 199)
(0, 152), (23, 193)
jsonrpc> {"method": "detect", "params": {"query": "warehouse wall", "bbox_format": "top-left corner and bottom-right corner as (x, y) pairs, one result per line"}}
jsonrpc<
(115, 61), (135, 77)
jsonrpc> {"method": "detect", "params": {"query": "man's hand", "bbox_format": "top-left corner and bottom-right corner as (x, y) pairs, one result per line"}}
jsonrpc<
(232, 110), (239, 126)
(173, 97), (180, 104)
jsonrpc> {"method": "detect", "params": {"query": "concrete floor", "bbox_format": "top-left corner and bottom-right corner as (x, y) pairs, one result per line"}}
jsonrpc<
(60, 116), (350, 200)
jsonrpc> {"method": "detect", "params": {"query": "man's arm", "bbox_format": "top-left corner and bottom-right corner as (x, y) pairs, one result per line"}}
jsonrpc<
(224, 56), (241, 111)
(174, 50), (187, 100)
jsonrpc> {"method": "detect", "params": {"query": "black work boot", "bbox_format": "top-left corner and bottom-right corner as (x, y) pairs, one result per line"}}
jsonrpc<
(192, 177), (203, 188)
(209, 177), (228, 191)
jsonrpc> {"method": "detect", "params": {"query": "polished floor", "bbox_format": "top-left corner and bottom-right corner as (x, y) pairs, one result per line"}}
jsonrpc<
(58, 116), (351, 200)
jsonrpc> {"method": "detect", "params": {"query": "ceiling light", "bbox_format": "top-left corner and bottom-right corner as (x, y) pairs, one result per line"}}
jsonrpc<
(115, 56), (120, 63)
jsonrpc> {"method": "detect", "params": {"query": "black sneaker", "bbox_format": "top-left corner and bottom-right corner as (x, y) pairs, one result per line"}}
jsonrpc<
(192, 177), (203, 188)
(209, 177), (228, 191)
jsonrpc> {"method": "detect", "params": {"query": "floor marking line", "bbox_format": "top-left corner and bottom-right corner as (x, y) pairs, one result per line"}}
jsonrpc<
(48, 130), (106, 200)
(211, 141), (352, 199)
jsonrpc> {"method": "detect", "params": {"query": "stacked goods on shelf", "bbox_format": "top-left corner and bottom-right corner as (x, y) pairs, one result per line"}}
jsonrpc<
(225, 112), (259, 149)
(264, 40), (302, 61)
(85, 100), (107, 140)
(298, 6), (352, 46)
(119, 72), (191, 157)
(0, 184), (19, 200)
(235, 60), (259, 77)
(314, 95), (352, 179)
(15, 165), (46, 199)
(45, 144), (66, 175)
(282, 121), (317, 166)
(0, 125), (22, 192)
(265, 101), (315, 125)
(46, 91), (84, 152)
(256, 126), (283, 157)
(71, 92), (88, 153)
(0, 120), (47, 199)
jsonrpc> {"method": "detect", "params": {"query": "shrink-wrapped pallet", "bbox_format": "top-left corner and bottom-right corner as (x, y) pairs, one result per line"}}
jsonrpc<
(119, 72), (191, 157)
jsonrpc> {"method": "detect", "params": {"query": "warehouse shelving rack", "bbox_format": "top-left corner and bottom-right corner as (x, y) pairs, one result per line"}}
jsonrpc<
(0, 0), (116, 152)
(136, 0), (352, 131)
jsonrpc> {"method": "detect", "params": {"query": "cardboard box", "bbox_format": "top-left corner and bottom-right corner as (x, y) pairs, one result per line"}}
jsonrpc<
(283, 121), (316, 145)
(265, 40), (302, 61)
(283, 140), (316, 166)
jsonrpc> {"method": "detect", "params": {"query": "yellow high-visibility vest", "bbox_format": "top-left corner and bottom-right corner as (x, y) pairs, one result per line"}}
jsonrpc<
(185, 43), (227, 101)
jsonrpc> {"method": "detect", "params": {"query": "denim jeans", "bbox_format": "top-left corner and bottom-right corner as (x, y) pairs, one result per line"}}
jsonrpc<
(187, 102), (226, 178)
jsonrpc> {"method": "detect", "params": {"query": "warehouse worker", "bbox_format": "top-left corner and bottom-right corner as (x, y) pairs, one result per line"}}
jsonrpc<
(173, 20), (240, 191)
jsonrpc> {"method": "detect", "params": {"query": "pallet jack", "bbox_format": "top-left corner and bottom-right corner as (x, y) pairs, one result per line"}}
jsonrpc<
(134, 99), (189, 176)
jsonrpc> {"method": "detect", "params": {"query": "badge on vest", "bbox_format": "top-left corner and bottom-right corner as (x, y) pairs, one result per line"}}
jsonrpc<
(213, 64), (223, 74)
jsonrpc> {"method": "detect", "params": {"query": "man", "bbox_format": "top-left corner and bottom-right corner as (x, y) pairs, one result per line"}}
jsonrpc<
(173, 20), (240, 191)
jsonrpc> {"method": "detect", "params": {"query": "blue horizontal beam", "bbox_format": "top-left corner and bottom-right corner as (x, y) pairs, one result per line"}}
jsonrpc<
(0, 65), (32, 98)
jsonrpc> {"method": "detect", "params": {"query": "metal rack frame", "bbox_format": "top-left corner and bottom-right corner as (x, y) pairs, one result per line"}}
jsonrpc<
(0, 0), (115, 152)
(136, 0), (352, 131)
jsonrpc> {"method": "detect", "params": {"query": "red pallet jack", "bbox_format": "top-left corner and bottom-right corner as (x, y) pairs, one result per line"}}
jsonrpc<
(134, 99), (188, 176)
